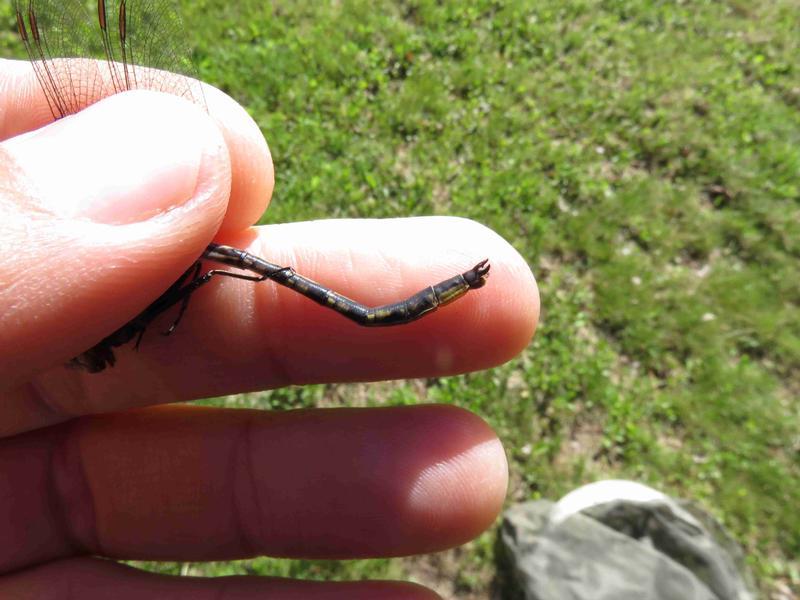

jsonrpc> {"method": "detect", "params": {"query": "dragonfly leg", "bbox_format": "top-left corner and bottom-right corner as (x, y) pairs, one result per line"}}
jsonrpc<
(160, 266), (294, 336)
(159, 260), (202, 340)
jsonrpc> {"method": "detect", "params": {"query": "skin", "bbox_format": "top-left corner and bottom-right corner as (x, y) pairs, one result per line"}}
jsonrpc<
(0, 58), (539, 598)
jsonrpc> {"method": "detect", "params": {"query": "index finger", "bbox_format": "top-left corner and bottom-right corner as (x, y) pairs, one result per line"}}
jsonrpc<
(12, 217), (537, 432)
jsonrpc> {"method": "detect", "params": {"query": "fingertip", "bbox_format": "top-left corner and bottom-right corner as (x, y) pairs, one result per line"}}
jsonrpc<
(4, 90), (230, 225)
(0, 59), (273, 234)
(402, 405), (508, 549)
(202, 85), (274, 234)
(488, 229), (540, 367)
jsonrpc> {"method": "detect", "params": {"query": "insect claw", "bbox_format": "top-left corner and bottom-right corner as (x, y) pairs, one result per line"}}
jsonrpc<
(134, 328), (146, 350)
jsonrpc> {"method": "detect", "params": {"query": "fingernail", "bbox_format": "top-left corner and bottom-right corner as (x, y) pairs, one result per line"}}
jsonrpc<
(5, 91), (215, 224)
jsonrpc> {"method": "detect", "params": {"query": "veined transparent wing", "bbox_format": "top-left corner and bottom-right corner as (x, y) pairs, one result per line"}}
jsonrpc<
(14, 0), (205, 119)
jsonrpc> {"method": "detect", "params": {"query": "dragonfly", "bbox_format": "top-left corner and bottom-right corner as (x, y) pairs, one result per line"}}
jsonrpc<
(13, 0), (491, 373)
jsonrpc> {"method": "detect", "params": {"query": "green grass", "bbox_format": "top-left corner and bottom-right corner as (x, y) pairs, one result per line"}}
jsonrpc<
(3, 0), (799, 596)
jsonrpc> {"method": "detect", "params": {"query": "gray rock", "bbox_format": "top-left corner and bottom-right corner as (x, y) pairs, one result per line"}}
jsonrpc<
(501, 483), (755, 600)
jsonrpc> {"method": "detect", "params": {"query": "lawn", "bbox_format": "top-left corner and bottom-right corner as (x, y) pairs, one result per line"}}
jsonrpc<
(3, 0), (799, 597)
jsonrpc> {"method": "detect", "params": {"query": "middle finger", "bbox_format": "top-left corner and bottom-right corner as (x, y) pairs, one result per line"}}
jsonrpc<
(0, 403), (506, 572)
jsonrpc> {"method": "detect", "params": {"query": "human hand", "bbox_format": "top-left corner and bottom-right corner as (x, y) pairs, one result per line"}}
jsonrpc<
(0, 59), (539, 598)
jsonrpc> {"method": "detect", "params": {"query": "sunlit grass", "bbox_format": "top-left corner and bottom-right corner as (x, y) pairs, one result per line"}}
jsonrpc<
(3, 0), (798, 595)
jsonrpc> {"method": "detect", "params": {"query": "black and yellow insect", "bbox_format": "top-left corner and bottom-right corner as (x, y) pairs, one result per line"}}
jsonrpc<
(14, 0), (491, 372)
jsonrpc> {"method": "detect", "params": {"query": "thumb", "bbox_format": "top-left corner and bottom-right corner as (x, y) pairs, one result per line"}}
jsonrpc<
(0, 90), (231, 384)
